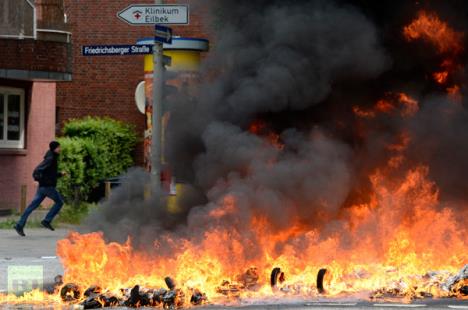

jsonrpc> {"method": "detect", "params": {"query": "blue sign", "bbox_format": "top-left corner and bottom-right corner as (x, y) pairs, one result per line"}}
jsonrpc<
(155, 25), (172, 44)
(82, 44), (153, 56)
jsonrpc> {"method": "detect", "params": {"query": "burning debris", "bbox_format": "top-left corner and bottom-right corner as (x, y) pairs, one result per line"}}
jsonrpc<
(54, 274), (64, 287)
(161, 277), (185, 310)
(445, 265), (468, 298)
(215, 268), (260, 297)
(237, 267), (260, 290)
(53, 276), (202, 309)
(190, 289), (207, 306)
(51, 265), (468, 309)
(371, 265), (468, 300)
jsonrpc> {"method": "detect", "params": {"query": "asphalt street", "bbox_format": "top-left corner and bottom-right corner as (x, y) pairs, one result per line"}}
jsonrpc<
(0, 228), (69, 294)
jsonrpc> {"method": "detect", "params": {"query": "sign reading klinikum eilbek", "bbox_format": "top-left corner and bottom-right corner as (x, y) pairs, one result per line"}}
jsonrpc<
(117, 4), (189, 25)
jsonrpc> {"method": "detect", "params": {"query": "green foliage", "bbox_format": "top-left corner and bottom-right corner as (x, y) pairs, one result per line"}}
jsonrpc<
(56, 203), (96, 225)
(62, 117), (137, 174)
(56, 137), (87, 201)
(57, 117), (138, 202)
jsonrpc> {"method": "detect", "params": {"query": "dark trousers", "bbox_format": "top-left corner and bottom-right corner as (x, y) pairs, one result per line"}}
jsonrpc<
(17, 186), (64, 228)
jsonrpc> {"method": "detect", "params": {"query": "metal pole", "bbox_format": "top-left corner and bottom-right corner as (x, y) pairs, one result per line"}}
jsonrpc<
(20, 185), (27, 213)
(151, 0), (163, 190)
(152, 42), (163, 190)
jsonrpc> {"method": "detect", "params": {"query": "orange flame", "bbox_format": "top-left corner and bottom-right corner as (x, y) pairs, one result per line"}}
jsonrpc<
(404, 11), (464, 93)
(249, 119), (284, 150)
(433, 71), (449, 84)
(403, 11), (463, 54)
(353, 93), (419, 119)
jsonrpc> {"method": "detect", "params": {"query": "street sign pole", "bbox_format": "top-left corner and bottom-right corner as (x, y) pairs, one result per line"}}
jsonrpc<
(115, 0), (185, 192)
(152, 0), (163, 190)
(152, 40), (163, 190)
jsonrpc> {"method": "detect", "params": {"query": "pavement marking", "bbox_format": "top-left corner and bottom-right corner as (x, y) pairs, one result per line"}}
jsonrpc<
(373, 305), (427, 308)
(305, 302), (358, 306)
(447, 306), (468, 309)
(41, 256), (57, 259)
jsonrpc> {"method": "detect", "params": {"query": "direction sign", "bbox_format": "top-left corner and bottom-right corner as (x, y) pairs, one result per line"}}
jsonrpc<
(82, 44), (153, 56)
(155, 25), (172, 44)
(117, 4), (189, 25)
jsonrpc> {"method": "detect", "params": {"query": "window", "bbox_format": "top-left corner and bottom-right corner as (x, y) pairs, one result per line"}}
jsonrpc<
(0, 0), (36, 39)
(0, 87), (25, 149)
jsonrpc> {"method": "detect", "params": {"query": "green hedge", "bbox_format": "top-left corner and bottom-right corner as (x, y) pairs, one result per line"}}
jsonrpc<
(57, 117), (138, 202)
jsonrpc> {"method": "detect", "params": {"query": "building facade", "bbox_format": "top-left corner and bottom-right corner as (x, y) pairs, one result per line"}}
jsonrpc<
(57, 0), (208, 163)
(0, 0), (72, 212)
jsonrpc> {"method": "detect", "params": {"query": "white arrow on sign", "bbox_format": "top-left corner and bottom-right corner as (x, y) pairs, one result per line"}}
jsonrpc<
(155, 28), (171, 42)
(117, 4), (189, 25)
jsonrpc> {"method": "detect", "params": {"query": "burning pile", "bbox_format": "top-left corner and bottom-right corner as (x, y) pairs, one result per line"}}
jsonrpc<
(371, 265), (468, 300)
(2, 264), (465, 308)
(58, 277), (196, 309)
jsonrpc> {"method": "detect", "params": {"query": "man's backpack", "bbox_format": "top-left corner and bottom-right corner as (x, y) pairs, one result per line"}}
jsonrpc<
(32, 167), (43, 182)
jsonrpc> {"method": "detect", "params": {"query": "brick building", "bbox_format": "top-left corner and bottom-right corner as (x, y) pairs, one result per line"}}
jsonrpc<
(0, 0), (208, 212)
(0, 0), (72, 211)
(57, 0), (208, 163)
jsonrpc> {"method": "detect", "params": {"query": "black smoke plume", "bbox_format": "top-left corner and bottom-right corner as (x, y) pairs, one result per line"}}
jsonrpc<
(84, 0), (467, 253)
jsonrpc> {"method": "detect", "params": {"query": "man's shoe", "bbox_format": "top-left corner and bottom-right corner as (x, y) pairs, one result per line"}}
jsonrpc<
(41, 220), (55, 231)
(14, 224), (25, 237)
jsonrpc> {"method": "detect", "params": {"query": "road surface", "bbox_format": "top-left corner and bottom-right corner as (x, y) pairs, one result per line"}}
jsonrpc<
(0, 228), (70, 294)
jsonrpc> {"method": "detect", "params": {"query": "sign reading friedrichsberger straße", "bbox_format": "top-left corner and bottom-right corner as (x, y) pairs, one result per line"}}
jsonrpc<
(82, 45), (153, 56)
(117, 4), (189, 25)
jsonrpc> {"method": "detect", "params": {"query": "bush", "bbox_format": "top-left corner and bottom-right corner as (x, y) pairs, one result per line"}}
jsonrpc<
(56, 137), (87, 201)
(56, 203), (97, 225)
(57, 117), (138, 202)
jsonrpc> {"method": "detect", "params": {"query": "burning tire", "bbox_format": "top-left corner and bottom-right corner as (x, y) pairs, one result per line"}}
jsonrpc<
(124, 285), (151, 307)
(190, 289), (207, 305)
(270, 267), (285, 291)
(316, 268), (328, 294)
(165, 276), (176, 290)
(60, 283), (81, 302)
(460, 285), (468, 296)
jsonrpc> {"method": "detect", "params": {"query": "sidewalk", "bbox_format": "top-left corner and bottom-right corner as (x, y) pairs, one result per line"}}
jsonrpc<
(0, 209), (50, 224)
(0, 228), (72, 293)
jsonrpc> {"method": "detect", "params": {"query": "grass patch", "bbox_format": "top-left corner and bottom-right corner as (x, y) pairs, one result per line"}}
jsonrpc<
(0, 217), (42, 229)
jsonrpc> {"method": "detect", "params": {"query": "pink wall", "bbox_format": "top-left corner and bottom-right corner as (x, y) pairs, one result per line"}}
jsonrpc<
(0, 82), (56, 211)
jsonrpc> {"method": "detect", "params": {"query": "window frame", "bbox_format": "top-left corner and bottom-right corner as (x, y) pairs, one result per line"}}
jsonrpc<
(0, 87), (25, 149)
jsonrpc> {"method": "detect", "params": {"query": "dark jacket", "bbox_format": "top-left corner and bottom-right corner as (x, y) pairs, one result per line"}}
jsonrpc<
(34, 150), (60, 187)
